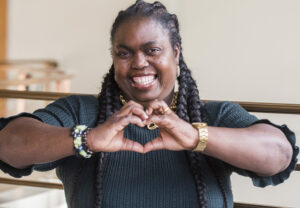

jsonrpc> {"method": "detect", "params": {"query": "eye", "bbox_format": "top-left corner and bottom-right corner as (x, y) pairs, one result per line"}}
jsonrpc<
(145, 48), (161, 56)
(116, 51), (130, 59)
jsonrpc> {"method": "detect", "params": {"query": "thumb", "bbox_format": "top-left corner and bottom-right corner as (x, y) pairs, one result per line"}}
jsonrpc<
(143, 136), (165, 153)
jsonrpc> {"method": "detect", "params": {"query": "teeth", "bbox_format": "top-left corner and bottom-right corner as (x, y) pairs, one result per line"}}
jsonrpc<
(133, 75), (155, 85)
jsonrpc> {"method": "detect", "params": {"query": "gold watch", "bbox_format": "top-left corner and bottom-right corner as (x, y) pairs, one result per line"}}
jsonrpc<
(192, 122), (208, 152)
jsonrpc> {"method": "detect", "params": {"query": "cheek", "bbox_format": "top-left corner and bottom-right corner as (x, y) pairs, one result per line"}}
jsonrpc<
(114, 60), (128, 77)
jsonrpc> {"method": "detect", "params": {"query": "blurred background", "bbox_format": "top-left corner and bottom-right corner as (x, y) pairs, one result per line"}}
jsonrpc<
(0, 0), (299, 207)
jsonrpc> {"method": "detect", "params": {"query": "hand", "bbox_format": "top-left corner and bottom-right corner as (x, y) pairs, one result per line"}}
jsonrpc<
(143, 100), (199, 153)
(87, 101), (148, 153)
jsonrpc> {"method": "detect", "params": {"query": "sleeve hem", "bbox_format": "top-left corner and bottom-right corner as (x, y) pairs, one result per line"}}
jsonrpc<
(250, 119), (299, 187)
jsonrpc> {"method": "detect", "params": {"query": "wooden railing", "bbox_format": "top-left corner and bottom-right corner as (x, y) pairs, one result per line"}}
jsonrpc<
(0, 59), (58, 67)
(0, 89), (299, 208)
(0, 60), (72, 117)
(1, 89), (300, 114)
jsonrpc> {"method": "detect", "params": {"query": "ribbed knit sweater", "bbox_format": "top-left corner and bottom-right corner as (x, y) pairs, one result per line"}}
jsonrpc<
(0, 95), (298, 208)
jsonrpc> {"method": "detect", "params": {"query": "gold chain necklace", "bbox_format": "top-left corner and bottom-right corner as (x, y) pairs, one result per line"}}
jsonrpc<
(119, 92), (178, 130)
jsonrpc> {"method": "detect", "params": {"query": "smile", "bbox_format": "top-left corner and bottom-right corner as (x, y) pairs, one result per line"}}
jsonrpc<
(131, 75), (157, 88)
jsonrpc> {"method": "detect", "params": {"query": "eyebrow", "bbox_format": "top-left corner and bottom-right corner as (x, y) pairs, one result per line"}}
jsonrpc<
(116, 41), (159, 51)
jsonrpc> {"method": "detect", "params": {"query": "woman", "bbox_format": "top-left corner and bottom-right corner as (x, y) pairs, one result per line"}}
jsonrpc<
(0, 1), (298, 207)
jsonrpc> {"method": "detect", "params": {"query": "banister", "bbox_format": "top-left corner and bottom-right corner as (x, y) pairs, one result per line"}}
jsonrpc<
(0, 59), (58, 67)
(0, 177), (292, 208)
(0, 89), (79, 101)
(0, 177), (63, 189)
(234, 202), (290, 208)
(0, 89), (300, 114)
(0, 75), (73, 87)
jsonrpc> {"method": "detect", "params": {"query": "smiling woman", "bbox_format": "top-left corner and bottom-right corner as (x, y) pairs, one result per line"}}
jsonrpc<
(0, 0), (298, 208)
(112, 18), (179, 104)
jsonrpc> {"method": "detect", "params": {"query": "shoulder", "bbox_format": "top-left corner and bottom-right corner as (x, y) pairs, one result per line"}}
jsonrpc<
(203, 101), (258, 128)
(33, 95), (99, 127)
(55, 94), (98, 107)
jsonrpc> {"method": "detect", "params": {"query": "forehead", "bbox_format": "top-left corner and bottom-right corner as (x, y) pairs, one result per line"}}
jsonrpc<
(112, 18), (170, 47)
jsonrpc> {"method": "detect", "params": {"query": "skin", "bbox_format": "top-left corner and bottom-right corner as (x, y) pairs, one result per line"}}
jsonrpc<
(0, 18), (293, 177)
(112, 18), (179, 106)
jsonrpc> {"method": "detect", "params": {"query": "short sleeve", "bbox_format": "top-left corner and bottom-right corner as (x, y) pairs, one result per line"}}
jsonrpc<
(204, 101), (258, 128)
(204, 101), (299, 187)
(0, 113), (39, 177)
(231, 119), (299, 187)
(0, 95), (99, 178)
(33, 95), (99, 128)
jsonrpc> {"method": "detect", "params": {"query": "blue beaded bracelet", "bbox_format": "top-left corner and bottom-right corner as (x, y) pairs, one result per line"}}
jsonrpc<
(71, 125), (93, 159)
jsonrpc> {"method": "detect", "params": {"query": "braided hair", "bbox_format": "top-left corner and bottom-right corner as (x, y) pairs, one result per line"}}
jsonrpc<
(95, 1), (228, 207)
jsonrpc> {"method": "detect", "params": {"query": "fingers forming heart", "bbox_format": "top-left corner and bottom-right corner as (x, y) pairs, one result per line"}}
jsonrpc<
(91, 99), (197, 154)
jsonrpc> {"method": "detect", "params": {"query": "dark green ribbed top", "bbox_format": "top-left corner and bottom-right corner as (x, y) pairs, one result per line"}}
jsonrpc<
(102, 124), (198, 207)
(0, 95), (298, 208)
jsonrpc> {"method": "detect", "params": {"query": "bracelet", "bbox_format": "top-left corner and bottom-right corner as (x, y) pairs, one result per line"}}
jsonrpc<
(191, 122), (208, 152)
(71, 125), (93, 159)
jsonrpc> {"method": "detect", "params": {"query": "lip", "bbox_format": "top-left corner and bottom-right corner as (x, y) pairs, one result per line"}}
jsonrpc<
(130, 73), (158, 90)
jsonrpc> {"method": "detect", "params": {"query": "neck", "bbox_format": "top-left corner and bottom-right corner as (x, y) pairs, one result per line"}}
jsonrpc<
(120, 91), (176, 109)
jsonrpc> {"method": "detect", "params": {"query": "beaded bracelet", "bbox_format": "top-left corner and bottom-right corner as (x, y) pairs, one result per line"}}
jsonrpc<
(71, 125), (93, 159)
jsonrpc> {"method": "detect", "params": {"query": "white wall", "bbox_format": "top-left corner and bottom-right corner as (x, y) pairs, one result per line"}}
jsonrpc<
(6, 0), (300, 207)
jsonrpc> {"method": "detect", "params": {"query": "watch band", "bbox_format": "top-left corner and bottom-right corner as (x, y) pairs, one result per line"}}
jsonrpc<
(192, 122), (208, 152)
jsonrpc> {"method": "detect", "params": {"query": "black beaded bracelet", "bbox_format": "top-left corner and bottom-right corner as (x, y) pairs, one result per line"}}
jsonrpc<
(71, 125), (93, 159)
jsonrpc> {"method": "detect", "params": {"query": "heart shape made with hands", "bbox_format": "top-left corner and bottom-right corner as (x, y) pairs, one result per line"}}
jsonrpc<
(91, 99), (198, 154)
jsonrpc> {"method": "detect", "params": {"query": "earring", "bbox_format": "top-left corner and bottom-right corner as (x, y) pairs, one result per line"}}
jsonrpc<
(177, 65), (180, 77)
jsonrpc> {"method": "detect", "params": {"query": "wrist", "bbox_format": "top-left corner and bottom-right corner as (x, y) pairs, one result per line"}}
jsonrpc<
(85, 128), (97, 152)
(71, 125), (94, 159)
(191, 122), (208, 152)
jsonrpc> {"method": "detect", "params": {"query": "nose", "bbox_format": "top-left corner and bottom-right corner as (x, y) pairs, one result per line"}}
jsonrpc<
(131, 52), (149, 69)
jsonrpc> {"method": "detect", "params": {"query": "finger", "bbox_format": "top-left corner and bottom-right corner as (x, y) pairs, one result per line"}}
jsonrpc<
(146, 100), (170, 115)
(116, 115), (146, 130)
(118, 101), (148, 120)
(147, 114), (174, 130)
(143, 137), (165, 153)
(120, 137), (145, 153)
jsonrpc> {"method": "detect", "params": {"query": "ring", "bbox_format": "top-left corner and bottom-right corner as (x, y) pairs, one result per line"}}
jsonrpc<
(162, 107), (170, 115)
(147, 123), (158, 130)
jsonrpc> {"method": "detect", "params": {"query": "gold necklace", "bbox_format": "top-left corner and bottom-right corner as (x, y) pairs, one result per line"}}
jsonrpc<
(119, 92), (178, 130)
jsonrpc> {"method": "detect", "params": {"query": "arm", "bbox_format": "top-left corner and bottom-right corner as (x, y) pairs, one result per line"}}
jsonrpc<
(0, 117), (73, 169)
(203, 123), (293, 176)
(143, 100), (294, 176)
(0, 100), (147, 169)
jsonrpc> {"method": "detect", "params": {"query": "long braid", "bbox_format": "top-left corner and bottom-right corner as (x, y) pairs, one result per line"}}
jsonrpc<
(177, 53), (207, 208)
(201, 101), (228, 208)
(181, 54), (228, 207)
(94, 65), (121, 208)
(201, 106), (228, 208)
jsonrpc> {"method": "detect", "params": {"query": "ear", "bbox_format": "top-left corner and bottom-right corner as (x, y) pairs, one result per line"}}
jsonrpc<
(173, 43), (180, 65)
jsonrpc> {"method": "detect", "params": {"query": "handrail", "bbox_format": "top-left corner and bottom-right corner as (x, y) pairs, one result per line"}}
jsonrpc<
(0, 177), (63, 189)
(0, 59), (58, 67)
(0, 177), (291, 208)
(234, 202), (290, 208)
(0, 89), (300, 114)
(0, 74), (73, 87)
(0, 176), (292, 208)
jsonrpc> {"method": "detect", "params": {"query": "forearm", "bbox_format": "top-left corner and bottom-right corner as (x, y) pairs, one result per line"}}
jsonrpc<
(203, 123), (293, 176)
(0, 117), (74, 168)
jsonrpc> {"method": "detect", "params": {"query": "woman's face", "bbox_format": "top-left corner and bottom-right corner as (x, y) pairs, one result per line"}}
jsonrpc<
(112, 18), (180, 106)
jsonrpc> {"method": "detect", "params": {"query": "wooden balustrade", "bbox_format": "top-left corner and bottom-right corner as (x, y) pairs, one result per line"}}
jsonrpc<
(0, 60), (72, 116)
(0, 89), (300, 114)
